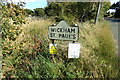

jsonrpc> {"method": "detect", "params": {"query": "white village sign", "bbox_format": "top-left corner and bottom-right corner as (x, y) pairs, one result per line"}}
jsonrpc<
(48, 21), (80, 58)
(48, 21), (79, 41)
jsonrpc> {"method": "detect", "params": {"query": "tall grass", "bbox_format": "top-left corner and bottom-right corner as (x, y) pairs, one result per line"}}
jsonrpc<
(3, 18), (118, 78)
(79, 21), (118, 78)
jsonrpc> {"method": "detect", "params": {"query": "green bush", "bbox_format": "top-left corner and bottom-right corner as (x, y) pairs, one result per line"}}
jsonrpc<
(1, 2), (26, 78)
(1, 2), (26, 56)
(34, 8), (45, 17)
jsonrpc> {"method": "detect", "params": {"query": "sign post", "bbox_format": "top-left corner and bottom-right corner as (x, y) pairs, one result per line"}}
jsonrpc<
(48, 20), (80, 58)
(49, 39), (57, 63)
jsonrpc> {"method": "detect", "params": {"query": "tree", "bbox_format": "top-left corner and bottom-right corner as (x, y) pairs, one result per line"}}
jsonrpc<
(100, 2), (111, 18)
(110, 3), (117, 9)
(114, 8), (120, 18)
(44, 3), (62, 17)
(45, 2), (110, 23)
(110, 1), (120, 9)
(34, 8), (45, 17)
(24, 9), (34, 16)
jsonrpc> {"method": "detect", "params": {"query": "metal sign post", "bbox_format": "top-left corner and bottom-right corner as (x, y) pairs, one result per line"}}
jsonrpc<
(49, 39), (57, 63)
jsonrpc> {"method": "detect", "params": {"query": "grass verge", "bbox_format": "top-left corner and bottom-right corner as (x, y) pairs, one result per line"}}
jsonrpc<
(3, 18), (118, 78)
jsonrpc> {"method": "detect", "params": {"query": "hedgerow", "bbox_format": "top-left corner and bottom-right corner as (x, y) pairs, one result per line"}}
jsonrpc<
(1, 1), (26, 78)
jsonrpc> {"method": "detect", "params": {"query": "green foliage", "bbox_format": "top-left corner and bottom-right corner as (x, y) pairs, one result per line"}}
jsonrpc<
(101, 2), (111, 18)
(110, 1), (120, 9)
(1, 2), (25, 40)
(44, 2), (111, 23)
(79, 21), (118, 78)
(1, 2), (26, 78)
(3, 19), (118, 78)
(114, 8), (120, 18)
(45, 3), (62, 17)
(34, 8), (45, 17)
(25, 8), (45, 17)
(108, 1), (120, 18)
(24, 9), (34, 16)
(1, 2), (26, 57)
(1, 1), (118, 79)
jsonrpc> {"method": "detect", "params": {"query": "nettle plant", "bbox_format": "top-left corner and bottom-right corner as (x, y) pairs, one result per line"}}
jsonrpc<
(1, 2), (26, 57)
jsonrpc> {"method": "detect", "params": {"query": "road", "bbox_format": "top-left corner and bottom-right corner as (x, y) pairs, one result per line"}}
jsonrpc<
(106, 18), (120, 60)
(106, 18), (119, 43)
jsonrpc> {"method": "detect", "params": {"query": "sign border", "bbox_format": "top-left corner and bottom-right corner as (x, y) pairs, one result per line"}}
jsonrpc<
(48, 25), (79, 41)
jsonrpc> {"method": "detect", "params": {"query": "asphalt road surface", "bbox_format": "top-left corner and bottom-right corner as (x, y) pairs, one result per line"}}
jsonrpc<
(106, 18), (120, 60)
(106, 18), (119, 43)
